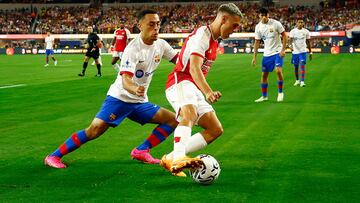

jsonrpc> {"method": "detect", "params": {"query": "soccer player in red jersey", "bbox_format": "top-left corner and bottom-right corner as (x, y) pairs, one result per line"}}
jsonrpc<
(111, 21), (131, 71)
(160, 3), (243, 175)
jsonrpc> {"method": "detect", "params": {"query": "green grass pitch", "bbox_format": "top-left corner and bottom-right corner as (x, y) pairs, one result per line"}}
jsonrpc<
(0, 53), (359, 202)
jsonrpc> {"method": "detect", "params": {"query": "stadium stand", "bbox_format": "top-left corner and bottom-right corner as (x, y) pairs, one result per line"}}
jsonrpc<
(0, 2), (359, 34)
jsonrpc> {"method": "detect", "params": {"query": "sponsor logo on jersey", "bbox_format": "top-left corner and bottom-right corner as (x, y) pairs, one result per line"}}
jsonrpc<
(145, 69), (156, 77)
(135, 69), (144, 78)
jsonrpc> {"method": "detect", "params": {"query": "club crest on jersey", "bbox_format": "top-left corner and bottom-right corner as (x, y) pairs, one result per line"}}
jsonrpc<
(135, 69), (144, 78)
(269, 27), (274, 33)
(154, 54), (160, 63)
(109, 113), (116, 121)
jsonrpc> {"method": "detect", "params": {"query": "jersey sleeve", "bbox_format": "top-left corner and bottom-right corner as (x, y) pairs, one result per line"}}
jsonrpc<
(276, 21), (285, 33)
(306, 30), (311, 39)
(189, 28), (210, 58)
(161, 40), (177, 61)
(254, 25), (261, 40)
(289, 29), (294, 38)
(125, 29), (131, 39)
(119, 48), (137, 77)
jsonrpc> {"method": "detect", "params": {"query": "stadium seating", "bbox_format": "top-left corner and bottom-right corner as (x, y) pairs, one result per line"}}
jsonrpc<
(0, 2), (359, 34)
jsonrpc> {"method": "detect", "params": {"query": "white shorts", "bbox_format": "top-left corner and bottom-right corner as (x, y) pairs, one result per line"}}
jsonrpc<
(112, 51), (123, 59)
(166, 80), (214, 123)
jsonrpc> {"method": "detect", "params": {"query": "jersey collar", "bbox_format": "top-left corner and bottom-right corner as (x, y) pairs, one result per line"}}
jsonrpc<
(139, 35), (155, 47)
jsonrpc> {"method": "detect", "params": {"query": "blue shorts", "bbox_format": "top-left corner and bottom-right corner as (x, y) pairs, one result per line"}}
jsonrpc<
(45, 49), (54, 56)
(262, 53), (284, 72)
(95, 96), (161, 127)
(291, 52), (307, 65)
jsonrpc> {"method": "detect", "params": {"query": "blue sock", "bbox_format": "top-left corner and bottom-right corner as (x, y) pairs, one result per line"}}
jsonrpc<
(278, 81), (284, 93)
(261, 83), (268, 97)
(300, 62), (305, 82)
(137, 124), (174, 150)
(294, 64), (299, 80)
(50, 130), (89, 158)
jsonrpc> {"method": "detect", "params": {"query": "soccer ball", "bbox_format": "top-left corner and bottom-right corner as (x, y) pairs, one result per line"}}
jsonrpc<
(189, 154), (221, 185)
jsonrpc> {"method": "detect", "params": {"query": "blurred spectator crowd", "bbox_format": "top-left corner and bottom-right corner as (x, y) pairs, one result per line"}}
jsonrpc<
(0, 2), (359, 34)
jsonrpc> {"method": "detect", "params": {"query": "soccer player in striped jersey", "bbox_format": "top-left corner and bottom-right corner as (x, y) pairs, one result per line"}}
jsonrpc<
(289, 19), (312, 87)
(160, 3), (242, 175)
(252, 8), (287, 102)
(45, 10), (179, 169)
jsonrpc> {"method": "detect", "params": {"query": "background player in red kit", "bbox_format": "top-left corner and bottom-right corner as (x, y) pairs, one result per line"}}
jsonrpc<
(111, 21), (131, 71)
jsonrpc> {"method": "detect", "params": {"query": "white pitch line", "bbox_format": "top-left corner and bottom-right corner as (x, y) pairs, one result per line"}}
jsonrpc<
(0, 84), (27, 89)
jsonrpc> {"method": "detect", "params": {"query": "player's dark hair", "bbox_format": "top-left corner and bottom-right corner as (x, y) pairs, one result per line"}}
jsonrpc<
(137, 9), (158, 21)
(258, 8), (269, 15)
(297, 17), (305, 21)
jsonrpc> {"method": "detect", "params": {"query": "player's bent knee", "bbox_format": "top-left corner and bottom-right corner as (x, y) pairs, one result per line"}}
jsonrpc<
(166, 118), (179, 128)
(212, 126), (224, 138)
(86, 123), (108, 140)
(180, 117), (196, 127)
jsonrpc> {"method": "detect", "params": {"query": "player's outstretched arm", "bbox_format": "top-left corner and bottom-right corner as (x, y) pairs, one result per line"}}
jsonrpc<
(122, 74), (145, 97)
(110, 36), (116, 51)
(280, 31), (287, 57)
(189, 55), (221, 104)
(252, 40), (260, 66)
(288, 37), (293, 52)
(306, 39), (313, 61)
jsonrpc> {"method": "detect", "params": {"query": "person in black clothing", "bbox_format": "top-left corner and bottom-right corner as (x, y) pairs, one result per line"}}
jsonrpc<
(79, 26), (102, 77)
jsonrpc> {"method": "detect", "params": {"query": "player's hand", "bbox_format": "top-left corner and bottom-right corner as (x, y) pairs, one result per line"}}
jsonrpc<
(279, 50), (286, 58)
(135, 86), (145, 97)
(110, 46), (114, 52)
(251, 57), (257, 66)
(91, 48), (96, 52)
(206, 91), (222, 104)
(309, 53), (313, 61)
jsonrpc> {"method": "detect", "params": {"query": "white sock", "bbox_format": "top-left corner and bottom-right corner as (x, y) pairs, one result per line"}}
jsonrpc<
(185, 133), (207, 154)
(172, 126), (191, 160)
(167, 132), (207, 160)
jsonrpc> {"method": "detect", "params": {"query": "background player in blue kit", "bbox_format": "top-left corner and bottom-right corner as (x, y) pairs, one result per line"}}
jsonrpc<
(289, 19), (313, 87)
(44, 32), (57, 67)
(252, 8), (287, 102)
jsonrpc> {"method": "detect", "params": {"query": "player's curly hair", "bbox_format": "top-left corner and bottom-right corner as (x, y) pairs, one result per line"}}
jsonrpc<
(218, 3), (243, 17)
